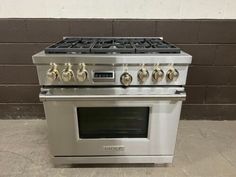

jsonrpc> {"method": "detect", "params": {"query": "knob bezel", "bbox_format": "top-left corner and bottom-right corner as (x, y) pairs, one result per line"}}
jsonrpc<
(47, 63), (59, 81)
(152, 68), (164, 82)
(166, 68), (179, 82)
(77, 70), (88, 82)
(77, 63), (88, 82)
(137, 67), (149, 83)
(61, 63), (74, 82)
(120, 72), (133, 86)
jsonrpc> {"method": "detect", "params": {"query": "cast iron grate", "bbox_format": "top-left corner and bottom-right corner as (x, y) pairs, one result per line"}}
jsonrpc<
(44, 37), (181, 54)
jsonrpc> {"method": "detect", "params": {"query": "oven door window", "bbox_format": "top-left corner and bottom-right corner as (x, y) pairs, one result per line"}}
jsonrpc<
(77, 107), (149, 139)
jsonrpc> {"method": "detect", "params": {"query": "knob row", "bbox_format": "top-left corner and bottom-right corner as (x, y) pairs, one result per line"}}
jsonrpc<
(120, 67), (179, 86)
(47, 63), (88, 82)
(138, 66), (179, 83)
(47, 63), (179, 85)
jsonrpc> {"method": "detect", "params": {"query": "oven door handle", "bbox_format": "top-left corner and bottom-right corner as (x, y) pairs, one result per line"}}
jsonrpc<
(39, 91), (186, 101)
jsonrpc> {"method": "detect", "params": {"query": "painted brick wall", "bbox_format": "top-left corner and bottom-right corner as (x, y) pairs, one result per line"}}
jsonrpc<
(0, 19), (235, 120)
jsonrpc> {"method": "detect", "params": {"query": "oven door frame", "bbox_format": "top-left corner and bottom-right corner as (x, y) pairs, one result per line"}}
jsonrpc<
(40, 87), (185, 157)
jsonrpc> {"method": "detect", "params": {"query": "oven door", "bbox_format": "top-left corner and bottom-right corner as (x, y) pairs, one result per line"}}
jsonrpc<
(40, 87), (185, 156)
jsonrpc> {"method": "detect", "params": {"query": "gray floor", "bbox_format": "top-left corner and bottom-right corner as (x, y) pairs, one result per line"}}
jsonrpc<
(0, 120), (236, 177)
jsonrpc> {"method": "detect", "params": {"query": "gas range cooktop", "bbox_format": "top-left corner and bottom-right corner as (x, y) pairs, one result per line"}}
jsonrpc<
(33, 36), (192, 165)
(33, 36), (192, 87)
(45, 37), (180, 54)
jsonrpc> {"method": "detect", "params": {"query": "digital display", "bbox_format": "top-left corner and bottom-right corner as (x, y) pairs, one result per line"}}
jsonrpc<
(94, 72), (113, 78)
(93, 71), (115, 82)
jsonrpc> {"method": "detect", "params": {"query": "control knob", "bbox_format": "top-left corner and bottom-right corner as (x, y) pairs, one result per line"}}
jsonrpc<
(166, 67), (179, 81)
(47, 63), (59, 81)
(120, 72), (132, 86)
(137, 66), (149, 83)
(152, 67), (164, 82)
(77, 63), (88, 82)
(62, 63), (74, 82)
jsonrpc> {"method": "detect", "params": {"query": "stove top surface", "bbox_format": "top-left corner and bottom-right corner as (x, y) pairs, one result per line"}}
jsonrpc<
(45, 37), (181, 54)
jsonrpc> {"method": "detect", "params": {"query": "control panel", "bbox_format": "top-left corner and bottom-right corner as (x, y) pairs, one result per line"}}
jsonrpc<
(41, 62), (186, 86)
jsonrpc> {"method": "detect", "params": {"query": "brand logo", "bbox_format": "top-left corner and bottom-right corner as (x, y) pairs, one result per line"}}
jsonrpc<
(103, 145), (125, 151)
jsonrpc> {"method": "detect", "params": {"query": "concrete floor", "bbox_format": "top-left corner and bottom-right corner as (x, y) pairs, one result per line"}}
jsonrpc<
(0, 120), (236, 177)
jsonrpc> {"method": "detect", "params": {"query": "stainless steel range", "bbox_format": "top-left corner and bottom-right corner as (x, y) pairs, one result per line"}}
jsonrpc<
(32, 37), (192, 165)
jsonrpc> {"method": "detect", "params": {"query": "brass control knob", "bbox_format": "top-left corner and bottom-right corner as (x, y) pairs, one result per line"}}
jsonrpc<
(120, 72), (132, 86)
(77, 63), (88, 82)
(152, 67), (164, 82)
(166, 67), (179, 81)
(137, 67), (149, 83)
(47, 63), (59, 81)
(62, 63), (74, 82)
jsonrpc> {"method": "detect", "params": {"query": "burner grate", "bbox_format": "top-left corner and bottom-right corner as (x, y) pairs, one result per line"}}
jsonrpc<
(134, 38), (180, 53)
(44, 37), (180, 54)
(44, 38), (95, 53)
(91, 39), (135, 53)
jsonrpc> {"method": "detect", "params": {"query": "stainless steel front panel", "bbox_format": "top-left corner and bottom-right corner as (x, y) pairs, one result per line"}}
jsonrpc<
(33, 51), (192, 65)
(36, 64), (189, 86)
(40, 87), (184, 157)
(33, 51), (191, 86)
(53, 156), (174, 164)
(33, 39), (192, 164)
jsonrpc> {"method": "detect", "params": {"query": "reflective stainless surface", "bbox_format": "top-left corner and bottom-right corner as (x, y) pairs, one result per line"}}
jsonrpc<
(33, 51), (192, 65)
(42, 87), (183, 161)
(33, 50), (191, 86)
(53, 156), (173, 165)
(33, 40), (192, 164)
(40, 87), (186, 101)
(35, 64), (189, 86)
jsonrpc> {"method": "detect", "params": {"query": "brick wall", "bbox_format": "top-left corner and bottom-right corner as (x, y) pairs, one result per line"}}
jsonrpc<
(0, 19), (235, 119)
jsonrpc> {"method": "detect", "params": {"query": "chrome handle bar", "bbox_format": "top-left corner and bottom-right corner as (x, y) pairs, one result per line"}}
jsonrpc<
(39, 91), (186, 101)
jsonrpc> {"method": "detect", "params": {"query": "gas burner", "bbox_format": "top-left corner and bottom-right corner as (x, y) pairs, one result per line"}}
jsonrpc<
(44, 37), (180, 54)
(91, 39), (135, 53)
